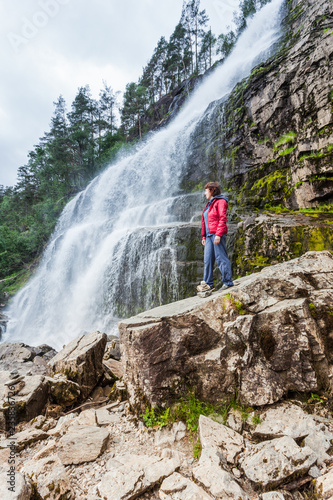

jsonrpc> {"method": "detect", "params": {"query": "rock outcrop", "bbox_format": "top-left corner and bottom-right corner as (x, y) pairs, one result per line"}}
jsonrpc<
(119, 250), (333, 411)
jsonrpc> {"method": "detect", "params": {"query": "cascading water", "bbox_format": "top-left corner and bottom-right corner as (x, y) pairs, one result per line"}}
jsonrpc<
(3, 0), (285, 350)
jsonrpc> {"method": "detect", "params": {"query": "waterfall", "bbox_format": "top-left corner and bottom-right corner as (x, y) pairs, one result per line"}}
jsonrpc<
(3, 0), (285, 350)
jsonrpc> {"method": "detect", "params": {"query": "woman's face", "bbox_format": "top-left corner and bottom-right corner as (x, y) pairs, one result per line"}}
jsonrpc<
(205, 188), (213, 200)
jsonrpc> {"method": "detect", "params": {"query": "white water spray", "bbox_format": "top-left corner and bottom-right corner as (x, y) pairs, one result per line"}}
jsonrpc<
(4, 0), (285, 350)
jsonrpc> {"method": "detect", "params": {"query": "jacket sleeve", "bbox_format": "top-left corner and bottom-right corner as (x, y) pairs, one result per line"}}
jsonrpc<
(215, 199), (228, 236)
(201, 211), (206, 238)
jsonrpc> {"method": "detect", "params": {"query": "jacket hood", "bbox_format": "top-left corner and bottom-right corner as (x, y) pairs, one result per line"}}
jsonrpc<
(212, 194), (229, 203)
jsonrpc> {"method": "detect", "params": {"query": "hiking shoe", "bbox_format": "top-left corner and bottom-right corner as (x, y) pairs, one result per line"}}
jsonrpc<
(221, 283), (234, 290)
(196, 281), (212, 292)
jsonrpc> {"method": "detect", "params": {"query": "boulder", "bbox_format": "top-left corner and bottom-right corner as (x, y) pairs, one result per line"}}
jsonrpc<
(103, 359), (124, 379)
(21, 455), (74, 499)
(303, 424), (333, 463)
(253, 404), (318, 439)
(0, 465), (31, 500)
(47, 412), (79, 437)
(56, 425), (109, 465)
(314, 468), (333, 499)
(98, 454), (180, 499)
(159, 472), (212, 499)
(252, 403), (333, 464)
(0, 342), (56, 376)
(239, 436), (317, 489)
(193, 461), (249, 499)
(0, 371), (49, 431)
(48, 331), (107, 399)
(119, 251), (333, 410)
(192, 415), (248, 499)
(95, 407), (120, 426)
(197, 415), (244, 465)
(45, 374), (81, 407)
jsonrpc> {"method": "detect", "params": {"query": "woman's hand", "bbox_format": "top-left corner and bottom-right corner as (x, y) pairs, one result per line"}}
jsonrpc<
(202, 238), (206, 246)
(214, 235), (221, 245)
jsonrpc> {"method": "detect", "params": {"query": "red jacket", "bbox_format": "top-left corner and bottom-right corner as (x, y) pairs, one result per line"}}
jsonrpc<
(201, 197), (228, 238)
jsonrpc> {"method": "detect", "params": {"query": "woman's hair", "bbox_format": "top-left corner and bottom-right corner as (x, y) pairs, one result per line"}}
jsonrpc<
(205, 182), (221, 197)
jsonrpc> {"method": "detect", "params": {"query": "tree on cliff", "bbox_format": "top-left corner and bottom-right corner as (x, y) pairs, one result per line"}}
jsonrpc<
(121, 83), (149, 139)
(181, 0), (209, 74)
(68, 85), (98, 183)
(199, 28), (216, 71)
(216, 31), (237, 59)
(140, 37), (169, 103)
(164, 23), (192, 90)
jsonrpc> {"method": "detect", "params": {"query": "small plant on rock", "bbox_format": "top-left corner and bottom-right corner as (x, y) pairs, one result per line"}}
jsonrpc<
(141, 406), (174, 430)
(308, 393), (327, 404)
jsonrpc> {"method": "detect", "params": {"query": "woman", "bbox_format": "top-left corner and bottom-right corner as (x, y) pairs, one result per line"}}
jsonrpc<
(197, 181), (234, 292)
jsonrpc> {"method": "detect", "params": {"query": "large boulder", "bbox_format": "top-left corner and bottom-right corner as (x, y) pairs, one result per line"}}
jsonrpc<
(98, 454), (180, 500)
(0, 371), (49, 432)
(119, 251), (333, 411)
(48, 331), (107, 400)
(56, 425), (110, 465)
(239, 436), (317, 489)
(0, 342), (56, 376)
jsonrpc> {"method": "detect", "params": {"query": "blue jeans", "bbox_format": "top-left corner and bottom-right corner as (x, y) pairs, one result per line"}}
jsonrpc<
(204, 234), (233, 287)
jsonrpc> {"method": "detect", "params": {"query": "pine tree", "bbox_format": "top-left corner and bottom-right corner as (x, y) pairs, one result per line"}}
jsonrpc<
(121, 83), (148, 139)
(216, 30), (236, 59)
(199, 28), (216, 71)
(164, 23), (191, 91)
(181, 0), (208, 74)
(68, 86), (97, 183)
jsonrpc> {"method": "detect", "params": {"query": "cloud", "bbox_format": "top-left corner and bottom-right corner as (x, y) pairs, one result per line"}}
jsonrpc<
(0, 0), (239, 187)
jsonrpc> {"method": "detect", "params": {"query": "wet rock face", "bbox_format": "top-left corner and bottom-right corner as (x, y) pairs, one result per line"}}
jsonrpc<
(181, 0), (333, 210)
(112, 223), (205, 317)
(119, 251), (333, 411)
(232, 212), (333, 277)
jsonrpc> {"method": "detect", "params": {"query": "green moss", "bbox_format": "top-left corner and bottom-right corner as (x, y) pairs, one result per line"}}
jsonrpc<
(193, 439), (202, 459)
(309, 302), (317, 318)
(249, 255), (270, 267)
(222, 293), (248, 316)
(299, 146), (333, 161)
(191, 181), (204, 192)
(308, 229), (327, 251)
(273, 131), (297, 150)
(250, 169), (288, 205)
(279, 146), (297, 156)
(258, 137), (270, 144)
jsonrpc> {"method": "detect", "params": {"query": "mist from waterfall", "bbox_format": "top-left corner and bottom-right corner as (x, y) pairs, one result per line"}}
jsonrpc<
(4, 0), (285, 350)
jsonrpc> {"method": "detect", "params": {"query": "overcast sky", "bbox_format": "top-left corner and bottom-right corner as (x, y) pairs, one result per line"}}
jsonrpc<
(0, 0), (238, 187)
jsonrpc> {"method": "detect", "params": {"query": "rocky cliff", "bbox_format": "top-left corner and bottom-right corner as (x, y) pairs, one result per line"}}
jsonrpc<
(181, 0), (333, 210)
